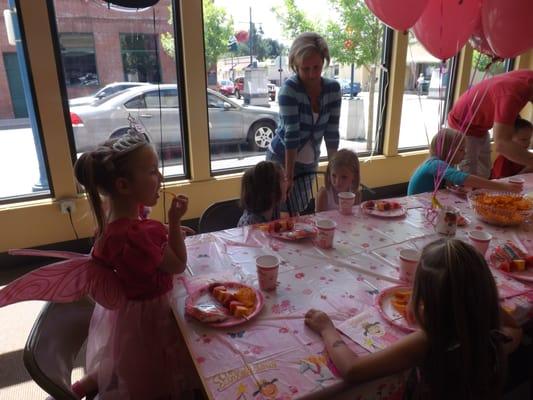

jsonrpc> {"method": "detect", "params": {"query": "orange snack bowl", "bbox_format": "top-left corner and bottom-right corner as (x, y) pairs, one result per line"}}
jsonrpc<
(467, 190), (533, 226)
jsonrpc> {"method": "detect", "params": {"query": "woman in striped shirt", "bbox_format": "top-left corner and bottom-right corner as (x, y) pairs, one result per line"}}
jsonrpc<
(267, 32), (342, 213)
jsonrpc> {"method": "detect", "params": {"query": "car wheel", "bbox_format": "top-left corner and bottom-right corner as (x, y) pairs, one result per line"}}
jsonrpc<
(235, 89), (241, 99)
(248, 120), (275, 152)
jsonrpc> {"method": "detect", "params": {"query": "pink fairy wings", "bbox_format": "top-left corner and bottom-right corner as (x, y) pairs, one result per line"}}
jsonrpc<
(0, 249), (126, 309)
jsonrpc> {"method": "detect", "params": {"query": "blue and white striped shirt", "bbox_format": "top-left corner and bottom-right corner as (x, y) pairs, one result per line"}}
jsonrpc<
(269, 75), (341, 164)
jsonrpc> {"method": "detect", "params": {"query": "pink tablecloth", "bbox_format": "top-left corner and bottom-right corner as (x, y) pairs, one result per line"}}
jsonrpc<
(170, 174), (533, 400)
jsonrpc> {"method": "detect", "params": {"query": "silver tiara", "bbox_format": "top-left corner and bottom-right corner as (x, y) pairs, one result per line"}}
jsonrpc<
(111, 115), (148, 152)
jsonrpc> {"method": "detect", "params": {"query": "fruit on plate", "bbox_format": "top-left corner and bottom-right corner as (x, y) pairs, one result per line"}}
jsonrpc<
(258, 219), (295, 233)
(490, 242), (533, 273)
(391, 289), (411, 318)
(210, 285), (256, 317)
(364, 200), (401, 211)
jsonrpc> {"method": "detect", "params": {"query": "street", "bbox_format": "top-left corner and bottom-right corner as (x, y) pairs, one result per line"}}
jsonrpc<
(0, 93), (445, 198)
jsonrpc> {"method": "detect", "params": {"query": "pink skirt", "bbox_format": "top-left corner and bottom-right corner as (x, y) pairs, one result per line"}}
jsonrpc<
(86, 292), (198, 399)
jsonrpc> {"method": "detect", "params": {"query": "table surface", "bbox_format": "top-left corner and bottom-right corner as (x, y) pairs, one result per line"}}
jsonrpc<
(170, 174), (533, 400)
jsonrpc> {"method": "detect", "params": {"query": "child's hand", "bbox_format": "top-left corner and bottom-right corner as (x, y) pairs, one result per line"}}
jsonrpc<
(168, 195), (188, 225)
(305, 308), (335, 335)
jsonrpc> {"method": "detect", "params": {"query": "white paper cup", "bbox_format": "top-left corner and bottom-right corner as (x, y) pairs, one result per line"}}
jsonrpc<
(468, 230), (492, 255)
(256, 255), (279, 291)
(399, 249), (421, 283)
(338, 192), (356, 215)
(314, 219), (336, 249)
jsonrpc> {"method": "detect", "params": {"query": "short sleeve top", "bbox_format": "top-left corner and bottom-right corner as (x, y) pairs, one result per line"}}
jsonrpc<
(92, 219), (172, 300)
(408, 157), (469, 195)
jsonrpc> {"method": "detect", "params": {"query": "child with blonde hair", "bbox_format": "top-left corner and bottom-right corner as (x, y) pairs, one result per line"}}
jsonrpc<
(316, 148), (361, 212)
(305, 238), (522, 399)
(0, 130), (197, 399)
(408, 128), (521, 195)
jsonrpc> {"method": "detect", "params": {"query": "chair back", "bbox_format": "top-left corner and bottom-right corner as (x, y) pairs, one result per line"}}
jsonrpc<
(287, 171), (325, 216)
(198, 198), (243, 233)
(23, 299), (94, 400)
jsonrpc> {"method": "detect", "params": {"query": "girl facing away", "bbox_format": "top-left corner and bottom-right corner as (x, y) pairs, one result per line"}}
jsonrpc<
(316, 148), (361, 212)
(305, 239), (522, 400)
(0, 131), (198, 399)
(237, 161), (288, 227)
(407, 128), (522, 195)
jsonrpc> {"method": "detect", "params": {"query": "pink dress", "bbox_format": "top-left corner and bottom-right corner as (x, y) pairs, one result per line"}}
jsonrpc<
(0, 218), (197, 399)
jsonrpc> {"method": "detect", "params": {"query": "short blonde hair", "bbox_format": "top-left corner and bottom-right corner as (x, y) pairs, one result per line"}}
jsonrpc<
(429, 128), (462, 161)
(288, 32), (330, 74)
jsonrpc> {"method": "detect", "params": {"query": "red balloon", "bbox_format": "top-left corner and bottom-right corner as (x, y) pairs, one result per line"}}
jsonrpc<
(482, 0), (533, 59)
(412, 0), (481, 60)
(364, 0), (429, 31)
(235, 30), (249, 43)
(469, 15), (497, 58)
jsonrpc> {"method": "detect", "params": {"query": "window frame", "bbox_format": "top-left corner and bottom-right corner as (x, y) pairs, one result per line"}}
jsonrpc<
(45, 0), (191, 181)
(0, 0), (53, 205)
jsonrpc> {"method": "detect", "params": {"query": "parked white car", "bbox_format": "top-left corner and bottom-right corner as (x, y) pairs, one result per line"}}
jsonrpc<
(68, 82), (151, 107)
(69, 84), (278, 153)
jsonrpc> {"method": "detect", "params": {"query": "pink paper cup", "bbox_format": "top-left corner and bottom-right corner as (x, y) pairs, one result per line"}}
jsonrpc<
(256, 255), (279, 291)
(314, 219), (336, 249)
(468, 230), (492, 255)
(338, 192), (356, 215)
(399, 249), (421, 284)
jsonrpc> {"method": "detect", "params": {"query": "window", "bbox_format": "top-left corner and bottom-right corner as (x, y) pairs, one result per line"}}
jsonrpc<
(50, 0), (186, 178)
(398, 32), (455, 150)
(0, 2), (50, 201)
(120, 33), (161, 83)
(59, 33), (99, 87)
(204, 0), (389, 173)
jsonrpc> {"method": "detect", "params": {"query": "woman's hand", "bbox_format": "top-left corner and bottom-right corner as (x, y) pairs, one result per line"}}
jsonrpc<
(168, 195), (188, 225)
(305, 308), (335, 335)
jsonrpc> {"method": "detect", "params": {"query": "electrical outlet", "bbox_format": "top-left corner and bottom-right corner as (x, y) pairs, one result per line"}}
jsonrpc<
(59, 199), (76, 214)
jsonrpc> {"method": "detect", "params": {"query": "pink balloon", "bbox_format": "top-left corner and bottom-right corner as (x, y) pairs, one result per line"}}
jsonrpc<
(469, 14), (498, 58)
(412, 0), (482, 60)
(364, 0), (430, 31)
(482, 0), (533, 59)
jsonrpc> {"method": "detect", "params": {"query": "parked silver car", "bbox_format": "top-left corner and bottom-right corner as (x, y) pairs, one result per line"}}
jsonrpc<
(69, 84), (278, 153)
(68, 82), (151, 107)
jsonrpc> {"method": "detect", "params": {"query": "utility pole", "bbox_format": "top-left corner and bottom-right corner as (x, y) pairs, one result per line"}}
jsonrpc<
(249, 7), (253, 66)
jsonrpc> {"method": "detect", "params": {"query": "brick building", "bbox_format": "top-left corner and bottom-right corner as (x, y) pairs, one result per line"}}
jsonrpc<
(0, 0), (177, 119)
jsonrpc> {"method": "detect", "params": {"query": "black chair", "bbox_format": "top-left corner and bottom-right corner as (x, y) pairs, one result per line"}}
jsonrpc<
(198, 199), (243, 233)
(24, 299), (95, 400)
(286, 171), (325, 216)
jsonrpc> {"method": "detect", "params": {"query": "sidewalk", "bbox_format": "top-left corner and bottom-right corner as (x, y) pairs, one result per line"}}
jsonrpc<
(0, 118), (30, 130)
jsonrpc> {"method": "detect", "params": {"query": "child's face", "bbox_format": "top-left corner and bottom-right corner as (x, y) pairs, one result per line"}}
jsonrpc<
(125, 146), (162, 207)
(512, 127), (532, 149)
(330, 166), (354, 193)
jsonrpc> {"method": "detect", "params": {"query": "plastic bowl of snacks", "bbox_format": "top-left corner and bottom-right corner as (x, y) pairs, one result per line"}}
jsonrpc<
(467, 190), (533, 226)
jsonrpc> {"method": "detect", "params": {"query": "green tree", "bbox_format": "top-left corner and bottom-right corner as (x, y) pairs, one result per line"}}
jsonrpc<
(160, 1), (233, 71)
(472, 50), (505, 76)
(326, 0), (383, 149)
(271, 0), (318, 39)
(234, 26), (286, 61)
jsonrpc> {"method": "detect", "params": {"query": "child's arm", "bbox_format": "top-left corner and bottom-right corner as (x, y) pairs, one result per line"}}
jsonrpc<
(316, 187), (328, 212)
(159, 195), (188, 274)
(305, 309), (427, 382)
(463, 175), (522, 193)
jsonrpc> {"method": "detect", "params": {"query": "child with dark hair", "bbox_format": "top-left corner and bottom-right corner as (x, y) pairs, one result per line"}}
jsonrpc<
(238, 161), (288, 227)
(305, 238), (522, 400)
(491, 117), (533, 179)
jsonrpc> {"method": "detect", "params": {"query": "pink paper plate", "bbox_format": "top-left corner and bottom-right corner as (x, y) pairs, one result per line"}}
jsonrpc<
(375, 285), (418, 333)
(361, 201), (406, 218)
(185, 281), (264, 328)
(269, 223), (318, 241)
